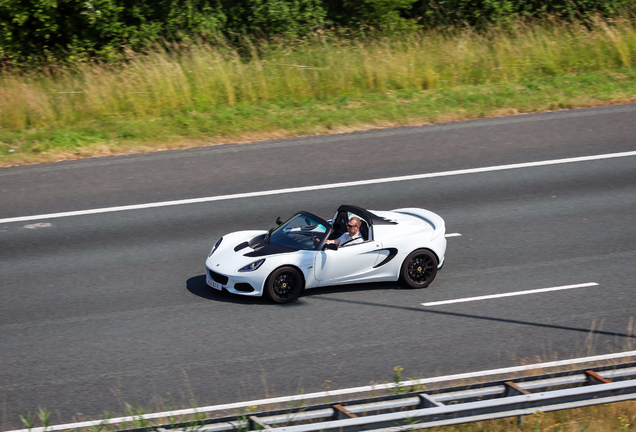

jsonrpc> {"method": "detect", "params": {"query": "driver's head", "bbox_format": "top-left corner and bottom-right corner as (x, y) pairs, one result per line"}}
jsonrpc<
(347, 217), (361, 234)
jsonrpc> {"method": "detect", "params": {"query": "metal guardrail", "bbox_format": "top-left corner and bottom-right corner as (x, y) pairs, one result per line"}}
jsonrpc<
(157, 362), (636, 432)
(10, 352), (636, 432)
(266, 379), (636, 432)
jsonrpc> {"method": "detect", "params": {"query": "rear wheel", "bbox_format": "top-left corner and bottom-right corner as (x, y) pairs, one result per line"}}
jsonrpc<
(400, 249), (438, 289)
(265, 267), (303, 304)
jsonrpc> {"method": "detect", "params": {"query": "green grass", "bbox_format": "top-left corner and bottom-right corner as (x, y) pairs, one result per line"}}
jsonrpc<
(1, 16), (636, 166)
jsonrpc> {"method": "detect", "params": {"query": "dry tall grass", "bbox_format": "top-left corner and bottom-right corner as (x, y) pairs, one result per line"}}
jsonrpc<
(1, 16), (635, 131)
(428, 401), (636, 431)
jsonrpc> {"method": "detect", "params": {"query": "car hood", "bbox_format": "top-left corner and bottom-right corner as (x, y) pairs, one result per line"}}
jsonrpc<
(206, 230), (298, 274)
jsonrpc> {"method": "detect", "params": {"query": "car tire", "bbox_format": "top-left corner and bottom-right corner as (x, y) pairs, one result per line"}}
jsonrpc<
(400, 249), (438, 289)
(265, 266), (303, 304)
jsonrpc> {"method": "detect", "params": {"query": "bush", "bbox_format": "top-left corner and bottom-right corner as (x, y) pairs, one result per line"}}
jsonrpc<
(0, 0), (229, 64)
(1, 0), (634, 64)
(0, 0), (326, 64)
(410, 0), (636, 28)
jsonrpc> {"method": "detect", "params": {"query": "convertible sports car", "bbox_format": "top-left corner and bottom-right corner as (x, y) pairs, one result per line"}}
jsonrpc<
(205, 205), (446, 303)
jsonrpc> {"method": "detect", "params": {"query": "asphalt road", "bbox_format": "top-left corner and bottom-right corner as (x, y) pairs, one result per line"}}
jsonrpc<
(1, 104), (636, 428)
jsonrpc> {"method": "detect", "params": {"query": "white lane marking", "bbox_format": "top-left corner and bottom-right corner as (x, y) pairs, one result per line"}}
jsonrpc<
(22, 222), (52, 229)
(7, 349), (636, 432)
(422, 282), (599, 307)
(2, 150), (636, 224)
(445, 233), (462, 238)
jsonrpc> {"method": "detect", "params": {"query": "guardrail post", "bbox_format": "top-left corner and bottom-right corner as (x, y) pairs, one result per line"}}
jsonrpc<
(504, 381), (531, 426)
(504, 381), (531, 397)
(418, 394), (444, 408)
(332, 404), (358, 420)
(249, 415), (271, 430)
(585, 370), (612, 385)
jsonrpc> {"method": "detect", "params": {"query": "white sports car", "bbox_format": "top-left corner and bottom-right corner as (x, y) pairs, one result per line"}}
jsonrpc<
(205, 205), (446, 303)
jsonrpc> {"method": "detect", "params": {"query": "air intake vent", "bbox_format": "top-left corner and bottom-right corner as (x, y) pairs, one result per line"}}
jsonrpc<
(234, 283), (255, 292)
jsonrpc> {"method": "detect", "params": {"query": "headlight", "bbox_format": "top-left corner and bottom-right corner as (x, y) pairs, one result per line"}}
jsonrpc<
(208, 237), (223, 257)
(238, 259), (265, 272)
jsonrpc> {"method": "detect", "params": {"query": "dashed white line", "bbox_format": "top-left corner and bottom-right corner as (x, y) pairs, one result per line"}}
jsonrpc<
(2, 150), (635, 224)
(421, 282), (599, 307)
(445, 233), (462, 238)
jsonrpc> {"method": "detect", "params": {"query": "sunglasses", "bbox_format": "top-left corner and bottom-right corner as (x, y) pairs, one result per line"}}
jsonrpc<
(346, 224), (358, 228)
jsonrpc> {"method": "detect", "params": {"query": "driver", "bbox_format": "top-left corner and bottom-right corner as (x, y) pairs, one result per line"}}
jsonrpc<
(326, 217), (363, 247)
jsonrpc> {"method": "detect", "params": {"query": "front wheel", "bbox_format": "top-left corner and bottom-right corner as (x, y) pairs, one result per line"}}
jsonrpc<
(400, 249), (438, 289)
(265, 266), (303, 304)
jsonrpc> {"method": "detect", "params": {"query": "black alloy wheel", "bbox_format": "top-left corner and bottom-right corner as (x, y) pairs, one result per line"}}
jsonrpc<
(265, 266), (303, 304)
(400, 249), (438, 289)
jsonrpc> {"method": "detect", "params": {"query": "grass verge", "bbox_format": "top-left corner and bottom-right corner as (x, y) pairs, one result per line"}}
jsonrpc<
(1, 16), (636, 167)
(427, 402), (636, 431)
(2, 69), (636, 167)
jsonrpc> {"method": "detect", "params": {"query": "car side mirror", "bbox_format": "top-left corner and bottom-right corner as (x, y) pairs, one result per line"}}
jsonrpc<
(323, 243), (338, 251)
(276, 217), (283, 225)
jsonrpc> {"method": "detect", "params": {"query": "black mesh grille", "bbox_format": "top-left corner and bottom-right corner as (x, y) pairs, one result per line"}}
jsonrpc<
(208, 269), (229, 285)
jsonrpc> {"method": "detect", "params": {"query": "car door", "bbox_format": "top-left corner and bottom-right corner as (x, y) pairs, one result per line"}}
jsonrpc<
(314, 240), (382, 285)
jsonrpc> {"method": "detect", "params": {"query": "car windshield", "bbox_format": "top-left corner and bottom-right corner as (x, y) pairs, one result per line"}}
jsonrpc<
(268, 213), (328, 251)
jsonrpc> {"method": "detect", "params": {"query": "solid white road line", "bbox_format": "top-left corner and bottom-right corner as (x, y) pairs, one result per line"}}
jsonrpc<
(1, 150), (636, 224)
(7, 349), (636, 432)
(421, 282), (599, 307)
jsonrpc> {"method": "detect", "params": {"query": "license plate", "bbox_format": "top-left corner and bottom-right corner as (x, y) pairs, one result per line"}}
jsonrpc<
(207, 276), (223, 291)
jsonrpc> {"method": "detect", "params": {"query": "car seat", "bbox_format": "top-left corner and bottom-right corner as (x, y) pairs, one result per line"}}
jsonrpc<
(333, 212), (348, 235)
(359, 220), (369, 241)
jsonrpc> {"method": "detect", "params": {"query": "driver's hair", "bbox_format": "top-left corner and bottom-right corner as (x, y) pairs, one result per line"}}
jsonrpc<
(349, 217), (361, 227)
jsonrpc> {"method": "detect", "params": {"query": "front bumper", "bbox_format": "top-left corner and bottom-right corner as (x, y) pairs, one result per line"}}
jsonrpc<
(206, 266), (265, 296)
